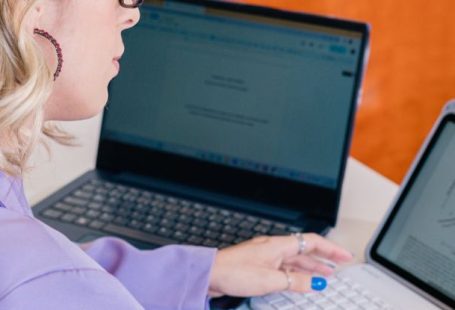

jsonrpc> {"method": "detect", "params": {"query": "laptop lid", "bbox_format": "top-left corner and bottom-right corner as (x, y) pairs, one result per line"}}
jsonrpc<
(368, 101), (455, 309)
(98, 0), (369, 225)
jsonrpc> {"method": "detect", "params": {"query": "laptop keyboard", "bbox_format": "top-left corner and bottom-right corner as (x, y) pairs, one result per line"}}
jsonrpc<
(249, 274), (394, 310)
(40, 179), (302, 248)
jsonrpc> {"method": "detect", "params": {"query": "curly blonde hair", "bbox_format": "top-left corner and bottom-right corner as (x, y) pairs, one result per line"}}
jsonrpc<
(0, 0), (74, 177)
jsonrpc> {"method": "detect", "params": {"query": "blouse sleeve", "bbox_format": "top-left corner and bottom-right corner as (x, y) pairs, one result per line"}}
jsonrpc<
(82, 237), (217, 310)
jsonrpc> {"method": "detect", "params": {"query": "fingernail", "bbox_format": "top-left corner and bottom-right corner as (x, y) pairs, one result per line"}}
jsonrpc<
(311, 277), (327, 291)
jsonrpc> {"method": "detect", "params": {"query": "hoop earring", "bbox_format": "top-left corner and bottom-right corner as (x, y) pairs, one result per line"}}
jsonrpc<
(33, 28), (63, 81)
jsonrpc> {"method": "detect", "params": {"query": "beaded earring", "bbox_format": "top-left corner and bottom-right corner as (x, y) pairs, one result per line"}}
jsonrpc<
(33, 28), (63, 80)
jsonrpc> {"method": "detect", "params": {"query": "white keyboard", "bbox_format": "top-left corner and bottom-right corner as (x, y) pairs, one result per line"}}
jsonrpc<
(249, 274), (395, 310)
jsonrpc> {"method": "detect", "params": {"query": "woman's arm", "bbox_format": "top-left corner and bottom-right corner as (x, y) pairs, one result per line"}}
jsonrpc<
(82, 237), (216, 310)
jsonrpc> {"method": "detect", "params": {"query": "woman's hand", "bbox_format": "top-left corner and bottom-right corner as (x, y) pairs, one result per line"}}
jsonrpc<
(208, 233), (353, 297)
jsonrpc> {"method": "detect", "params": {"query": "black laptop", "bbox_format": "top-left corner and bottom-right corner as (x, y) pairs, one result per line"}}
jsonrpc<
(34, 0), (369, 250)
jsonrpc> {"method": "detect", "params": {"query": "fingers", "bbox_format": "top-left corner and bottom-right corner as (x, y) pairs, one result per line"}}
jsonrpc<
(247, 234), (353, 265)
(283, 255), (335, 277)
(302, 233), (353, 262)
(273, 269), (327, 294)
(286, 270), (313, 293)
(259, 233), (352, 263)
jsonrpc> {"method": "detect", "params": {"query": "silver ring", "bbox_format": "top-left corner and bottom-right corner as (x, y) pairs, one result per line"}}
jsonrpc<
(283, 269), (292, 291)
(293, 232), (307, 255)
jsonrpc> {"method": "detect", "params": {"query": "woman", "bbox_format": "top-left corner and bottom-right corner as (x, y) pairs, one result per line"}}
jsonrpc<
(0, 0), (353, 309)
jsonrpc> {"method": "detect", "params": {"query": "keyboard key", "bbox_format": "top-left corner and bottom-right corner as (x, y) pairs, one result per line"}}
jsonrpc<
(127, 219), (143, 230)
(202, 239), (218, 247)
(237, 229), (254, 239)
(86, 210), (100, 218)
(107, 197), (120, 206)
(88, 202), (102, 210)
(189, 226), (203, 236)
(145, 214), (159, 224)
(113, 216), (128, 226)
(103, 223), (175, 245)
(208, 214), (224, 223)
(269, 228), (288, 235)
(73, 190), (92, 199)
(270, 299), (293, 309)
(208, 221), (222, 231)
(42, 209), (62, 219)
(100, 213), (114, 222)
(218, 242), (230, 249)
(239, 220), (255, 230)
(149, 207), (164, 216)
(82, 184), (96, 192)
(193, 219), (208, 227)
(71, 206), (87, 215)
(142, 223), (158, 234)
(75, 216), (90, 226)
(263, 294), (286, 304)
(193, 210), (208, 218)
(163, 211), (178, 221)
(54, 202), (72, 212)
(254, 224), (270, 234)
(233, 212), (245, 220)
(134, 204), (149, 213)
(160, 219), (174, 228)
(234, 237), (245, 244)
(175, 223), (189, 232)
(219, 233), (235, 243)
(61, 213), (77, 222)
(89, 220), (105, 230)
(96, 188), (108, 195)
(204, 230), (219, 239)
(116, 208), (131, 217)
(157, 227), (172, 238)
(187, 235), (203, 245)
(127, 211), (141, 221)
(93, 194), (106, 202)
(222, 225), (237, 235)
(223, 217), (241, 226)
(101, 205), (115, 213)
(177, 214), (192, 224)
(288, 226), (302, 232)
(64, 197), (88, 207)
(173, 231), (187, 241)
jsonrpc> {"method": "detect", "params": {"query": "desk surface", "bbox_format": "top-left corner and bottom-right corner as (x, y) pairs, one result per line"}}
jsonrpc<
(25, 115), (399, 261)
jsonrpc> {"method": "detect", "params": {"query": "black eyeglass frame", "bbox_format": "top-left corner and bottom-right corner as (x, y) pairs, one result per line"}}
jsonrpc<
(119, 0), (144, 8)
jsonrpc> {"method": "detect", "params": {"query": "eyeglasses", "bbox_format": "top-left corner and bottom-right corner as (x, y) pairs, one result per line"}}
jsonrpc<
(119, 0), (144, 9)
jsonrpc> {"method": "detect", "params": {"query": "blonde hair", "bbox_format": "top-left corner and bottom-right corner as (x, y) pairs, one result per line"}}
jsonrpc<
(0, 0), (74, 177)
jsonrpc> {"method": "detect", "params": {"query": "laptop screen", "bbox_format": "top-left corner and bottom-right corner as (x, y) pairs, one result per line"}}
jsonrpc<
(371, 116), (455, 308)
(103, 0), (365, 190)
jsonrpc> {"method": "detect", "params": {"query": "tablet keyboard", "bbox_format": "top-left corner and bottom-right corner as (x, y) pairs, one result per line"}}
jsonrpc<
(249, 274), (394, 310)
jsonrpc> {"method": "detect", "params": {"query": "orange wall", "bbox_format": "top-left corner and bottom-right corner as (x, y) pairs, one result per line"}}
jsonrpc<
(238, 0), (455, 183)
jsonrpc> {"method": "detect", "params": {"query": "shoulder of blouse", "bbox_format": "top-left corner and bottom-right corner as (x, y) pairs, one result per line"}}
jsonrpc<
(0, 207), (105, 300)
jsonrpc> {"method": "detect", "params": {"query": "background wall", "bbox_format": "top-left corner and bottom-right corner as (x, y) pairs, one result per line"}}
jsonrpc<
(238, 0), (455, 183)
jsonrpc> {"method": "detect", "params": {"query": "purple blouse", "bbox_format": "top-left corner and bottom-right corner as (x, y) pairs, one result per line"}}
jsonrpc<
(0, 172), (217, 309)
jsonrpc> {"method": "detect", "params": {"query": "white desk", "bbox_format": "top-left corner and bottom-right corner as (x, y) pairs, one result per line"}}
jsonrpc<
(24, 115), (399, 261)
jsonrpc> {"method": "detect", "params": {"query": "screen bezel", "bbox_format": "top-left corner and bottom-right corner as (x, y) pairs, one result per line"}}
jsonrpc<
(370, 114), (455, 308)
(97, 0), (369, 225)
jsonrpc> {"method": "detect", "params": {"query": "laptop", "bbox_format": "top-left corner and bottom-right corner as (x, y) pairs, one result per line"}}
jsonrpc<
(249, 101), (455, 310)
(33, 0), (369, 251)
